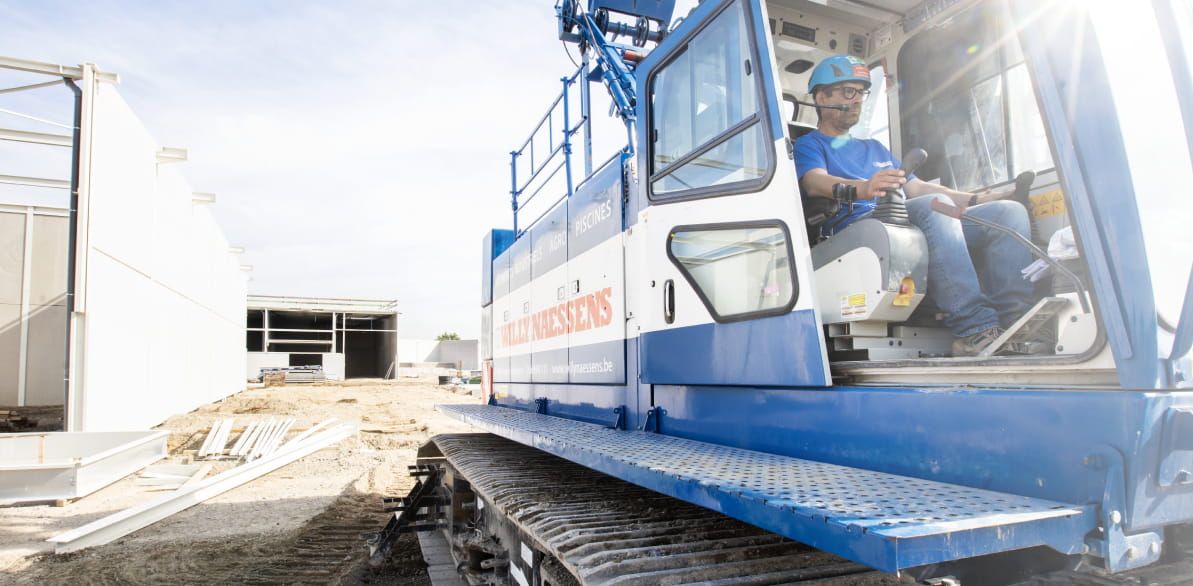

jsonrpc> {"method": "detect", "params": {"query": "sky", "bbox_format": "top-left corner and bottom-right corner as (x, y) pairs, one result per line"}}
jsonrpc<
(0, 0), (674, 340)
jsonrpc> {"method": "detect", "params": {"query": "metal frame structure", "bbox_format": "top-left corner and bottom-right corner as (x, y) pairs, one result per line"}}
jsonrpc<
(508, 1), (665, 236)
(47, 421), (356, 553)
(0, 57), (104, 191)
(4, 54), (247, 432)
(0, 430), (167, 505)
(0, 57), (102, 423)
(246, 295), (399, 379)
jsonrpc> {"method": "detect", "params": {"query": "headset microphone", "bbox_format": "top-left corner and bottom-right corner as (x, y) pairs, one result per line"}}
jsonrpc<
(793, 99), (851, 112)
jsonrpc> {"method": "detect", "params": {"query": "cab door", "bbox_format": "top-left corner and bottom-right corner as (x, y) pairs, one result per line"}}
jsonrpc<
(633, 0), (831, 387)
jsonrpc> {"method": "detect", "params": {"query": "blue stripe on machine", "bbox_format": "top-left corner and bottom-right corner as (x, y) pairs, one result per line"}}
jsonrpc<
(568, 338), (626, 385)
(640, 309), (827, 386)
(501, 338), (626, 385)
(569, 159), (623, 257)
(493, 380), (633, 428)
(531, 346), (569, 383)
(509, 352), (532, 382)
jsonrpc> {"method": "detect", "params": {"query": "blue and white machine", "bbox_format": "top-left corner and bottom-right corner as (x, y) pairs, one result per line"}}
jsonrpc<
(446, 0), (1193, 582)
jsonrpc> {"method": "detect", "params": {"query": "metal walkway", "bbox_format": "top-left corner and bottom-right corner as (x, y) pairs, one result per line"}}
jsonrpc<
(439, 404), (1096, 573)
(435, 433), (891, 585)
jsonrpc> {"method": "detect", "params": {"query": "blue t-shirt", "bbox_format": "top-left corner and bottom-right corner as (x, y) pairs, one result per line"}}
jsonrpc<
(794, 131), (910, 233)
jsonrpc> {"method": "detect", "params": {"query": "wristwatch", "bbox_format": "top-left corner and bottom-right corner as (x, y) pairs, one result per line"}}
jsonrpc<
(967, 194), (979, 206)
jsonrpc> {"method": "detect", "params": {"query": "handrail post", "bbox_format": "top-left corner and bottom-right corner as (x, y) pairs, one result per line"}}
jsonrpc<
(510, 150), (519, 234)
(581, 55), (593, 178)
(561, 75), (575, 198)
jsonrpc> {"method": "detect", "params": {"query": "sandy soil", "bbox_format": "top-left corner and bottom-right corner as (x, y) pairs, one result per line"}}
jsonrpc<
(0, 379), (478, 585)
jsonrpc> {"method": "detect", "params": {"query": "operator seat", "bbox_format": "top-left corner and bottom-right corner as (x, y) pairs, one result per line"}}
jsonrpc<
(783, 94), (816, 143)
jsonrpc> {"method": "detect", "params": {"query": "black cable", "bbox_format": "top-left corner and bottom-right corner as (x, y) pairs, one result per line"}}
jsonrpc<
(562, 40), (579, 68)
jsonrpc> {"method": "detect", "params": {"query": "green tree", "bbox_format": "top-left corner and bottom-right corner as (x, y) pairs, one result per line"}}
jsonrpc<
(436, 332), (460, 341)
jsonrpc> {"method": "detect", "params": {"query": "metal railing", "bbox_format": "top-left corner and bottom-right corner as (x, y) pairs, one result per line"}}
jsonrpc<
(509, 64), (591, 236)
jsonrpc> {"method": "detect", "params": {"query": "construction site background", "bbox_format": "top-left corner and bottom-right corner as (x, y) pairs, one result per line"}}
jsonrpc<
(0, 379), (476, 584)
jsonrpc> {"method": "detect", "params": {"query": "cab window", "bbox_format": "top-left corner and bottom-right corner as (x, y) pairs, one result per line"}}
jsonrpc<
(897, 3), (1054, 191)
(649, 0), (773, 200)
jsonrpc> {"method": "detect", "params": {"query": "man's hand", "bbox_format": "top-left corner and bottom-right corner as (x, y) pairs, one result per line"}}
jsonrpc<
(860, 169), (906, 199)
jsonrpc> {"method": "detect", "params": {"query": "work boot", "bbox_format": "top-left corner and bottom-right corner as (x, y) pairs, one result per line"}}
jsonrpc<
(1001, 340), (1054, 355)
(951, 327), (1004, 357)
(998, 312), (1058, 356)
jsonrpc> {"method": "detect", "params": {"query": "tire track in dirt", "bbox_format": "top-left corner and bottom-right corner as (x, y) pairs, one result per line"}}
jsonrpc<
(23, 491), (431, 585)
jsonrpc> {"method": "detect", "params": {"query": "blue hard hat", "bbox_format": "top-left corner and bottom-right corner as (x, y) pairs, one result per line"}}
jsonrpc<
(808, 55), (871, 94)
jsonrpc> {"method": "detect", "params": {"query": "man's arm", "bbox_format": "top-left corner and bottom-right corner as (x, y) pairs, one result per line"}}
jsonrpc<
(904, 178), (1013, 206)
(904, 178), (971, 205)
(800, 167), (909, 200)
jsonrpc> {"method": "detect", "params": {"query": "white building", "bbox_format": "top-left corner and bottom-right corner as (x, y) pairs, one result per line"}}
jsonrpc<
(246, 295), (399, 381)
(0, 56), (247, 431)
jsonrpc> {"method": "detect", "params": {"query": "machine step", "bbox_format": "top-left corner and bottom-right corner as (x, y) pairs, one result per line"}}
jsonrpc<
(980, 296), (1070, 357)
(438, 403), (1096, 573)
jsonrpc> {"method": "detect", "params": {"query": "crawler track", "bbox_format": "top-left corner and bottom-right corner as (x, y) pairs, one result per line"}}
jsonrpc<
(433, 433), (900, 585)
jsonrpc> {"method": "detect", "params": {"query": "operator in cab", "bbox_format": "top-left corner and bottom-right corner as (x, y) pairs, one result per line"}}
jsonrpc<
(794, 55), (1036, 357)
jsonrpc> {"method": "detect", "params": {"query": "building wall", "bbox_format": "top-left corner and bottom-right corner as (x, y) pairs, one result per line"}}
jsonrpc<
(0, 207), (69, 407)
(437, 340), (479, 370)
(398, 339), (441, 364)
(398, 339), (479, 370)
(0, 211), (25, 404)
(246, 352), (345, 380)
(71, 83), (246, 431)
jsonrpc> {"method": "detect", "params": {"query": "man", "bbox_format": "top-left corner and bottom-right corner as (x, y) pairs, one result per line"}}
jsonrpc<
(794, 55), (1035, 357)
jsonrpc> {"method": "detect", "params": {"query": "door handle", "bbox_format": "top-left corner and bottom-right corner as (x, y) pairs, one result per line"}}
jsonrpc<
(663, 279), (675, 324)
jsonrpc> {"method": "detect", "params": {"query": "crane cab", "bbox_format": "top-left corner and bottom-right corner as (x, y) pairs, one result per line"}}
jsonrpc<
(622, 0), (1193, 389)
(768, 0), (1086, 371)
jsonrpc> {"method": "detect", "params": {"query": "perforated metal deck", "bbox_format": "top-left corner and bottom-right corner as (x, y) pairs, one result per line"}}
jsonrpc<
(439, 403), (1097, 573)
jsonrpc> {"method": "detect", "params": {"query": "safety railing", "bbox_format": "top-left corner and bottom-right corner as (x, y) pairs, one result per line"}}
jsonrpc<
(509, 64), (591, 236)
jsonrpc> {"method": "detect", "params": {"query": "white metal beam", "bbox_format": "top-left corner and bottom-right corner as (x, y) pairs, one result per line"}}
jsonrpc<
(16, 211), (33, 406)
(0, 203), (68, 216)
(156, 147), (188, 164)
(0, 173), (70, 189)
(0, 56), (119, 83)
(0, 79), (64, 95)
(0, 127), (72, 147)
(48, 422), (356, 553)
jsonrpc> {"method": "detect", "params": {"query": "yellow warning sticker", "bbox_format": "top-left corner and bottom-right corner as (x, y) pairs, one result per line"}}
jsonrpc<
(1029, 189), (1066, 219)
(893, 276), (915, 307)
(841, 293), (867, 317)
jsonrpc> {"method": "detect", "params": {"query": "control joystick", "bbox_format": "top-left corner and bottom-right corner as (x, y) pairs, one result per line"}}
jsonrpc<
(872, 148), (927, 226)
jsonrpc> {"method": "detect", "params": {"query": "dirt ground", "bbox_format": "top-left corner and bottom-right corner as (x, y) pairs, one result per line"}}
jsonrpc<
(0, 379), (479, 585)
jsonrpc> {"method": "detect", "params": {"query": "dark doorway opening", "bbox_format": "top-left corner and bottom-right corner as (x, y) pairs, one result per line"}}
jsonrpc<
(289, 354), (323, 368)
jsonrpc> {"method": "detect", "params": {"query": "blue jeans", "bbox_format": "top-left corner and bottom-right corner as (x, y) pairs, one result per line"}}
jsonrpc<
(906, 193), (1035, 337)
